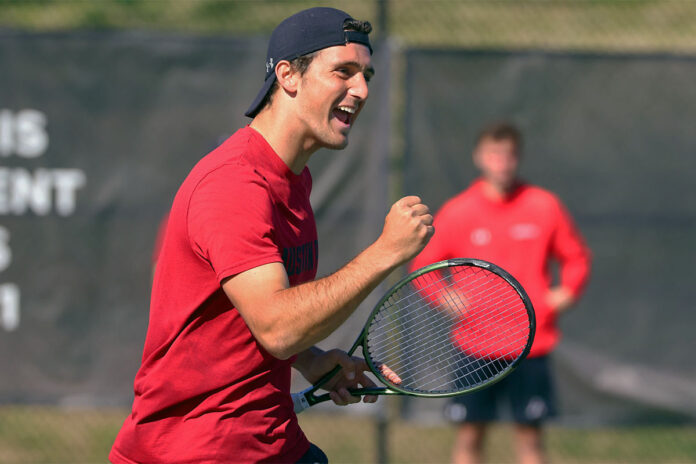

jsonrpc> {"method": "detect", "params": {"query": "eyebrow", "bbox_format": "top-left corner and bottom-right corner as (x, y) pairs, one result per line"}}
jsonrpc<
(337, 60), (376, 79)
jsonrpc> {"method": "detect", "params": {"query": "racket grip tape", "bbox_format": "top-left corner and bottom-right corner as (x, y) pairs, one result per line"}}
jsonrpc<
(292, 364), (342, 414)
(292, 391), (311, 414)
(292, 386), (392, 414)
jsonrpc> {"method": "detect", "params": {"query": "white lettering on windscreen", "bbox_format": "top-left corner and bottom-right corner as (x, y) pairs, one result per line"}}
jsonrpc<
(0, 109), (86, 331)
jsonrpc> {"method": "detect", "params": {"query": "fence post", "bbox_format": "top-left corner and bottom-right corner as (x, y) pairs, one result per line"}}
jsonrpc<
(377, 0), (388, 37)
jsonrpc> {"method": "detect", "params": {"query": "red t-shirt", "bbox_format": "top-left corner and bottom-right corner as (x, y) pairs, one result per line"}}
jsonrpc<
(110, 127), (317, 463)
(410, 179), (591, 357)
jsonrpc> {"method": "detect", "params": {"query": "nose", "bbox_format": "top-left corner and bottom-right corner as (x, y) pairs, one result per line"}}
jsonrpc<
(348, 73), (369, 101)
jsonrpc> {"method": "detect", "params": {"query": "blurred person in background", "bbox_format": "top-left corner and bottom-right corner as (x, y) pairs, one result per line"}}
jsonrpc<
(410, 122), (591, 464)
(110, 7), (433, 464)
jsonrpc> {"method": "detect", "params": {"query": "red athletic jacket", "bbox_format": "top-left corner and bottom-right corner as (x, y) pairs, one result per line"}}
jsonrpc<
(410, 179), (591, 357)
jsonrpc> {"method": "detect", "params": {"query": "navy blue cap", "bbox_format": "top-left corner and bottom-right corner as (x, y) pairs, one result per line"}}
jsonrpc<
(245, 7), (373, 118)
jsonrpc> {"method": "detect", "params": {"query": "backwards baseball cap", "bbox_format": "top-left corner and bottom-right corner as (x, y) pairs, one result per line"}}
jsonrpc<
(244, 7), (373, 118)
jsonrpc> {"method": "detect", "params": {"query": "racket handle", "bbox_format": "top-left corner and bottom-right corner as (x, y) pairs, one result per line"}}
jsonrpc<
(292, 391), (311, 414)
(291, 365), (342, 414)
(292, 386), (392, 414)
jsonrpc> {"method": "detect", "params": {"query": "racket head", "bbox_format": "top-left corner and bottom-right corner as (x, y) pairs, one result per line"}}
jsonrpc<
(360, 258), (535, 398)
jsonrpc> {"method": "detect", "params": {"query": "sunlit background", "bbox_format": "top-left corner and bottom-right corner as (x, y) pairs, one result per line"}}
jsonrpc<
(1, 1), (695, 462)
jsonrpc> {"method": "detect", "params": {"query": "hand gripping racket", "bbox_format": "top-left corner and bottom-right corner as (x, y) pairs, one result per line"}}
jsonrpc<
(292, 258), (536, 413)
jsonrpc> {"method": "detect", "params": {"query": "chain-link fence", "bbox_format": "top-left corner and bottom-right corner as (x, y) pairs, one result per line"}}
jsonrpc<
(3, 0), (696, 52)
(1, 1), (695, 463)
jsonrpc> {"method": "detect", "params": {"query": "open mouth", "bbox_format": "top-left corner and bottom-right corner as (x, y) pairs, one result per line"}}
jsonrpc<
(332, 105), (356, 127)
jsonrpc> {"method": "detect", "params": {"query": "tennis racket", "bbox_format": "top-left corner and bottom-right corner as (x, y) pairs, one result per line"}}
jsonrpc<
(292, 258), (535, 413)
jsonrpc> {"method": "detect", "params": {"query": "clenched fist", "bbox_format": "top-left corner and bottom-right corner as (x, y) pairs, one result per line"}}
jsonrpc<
(377, 196), (434, 267)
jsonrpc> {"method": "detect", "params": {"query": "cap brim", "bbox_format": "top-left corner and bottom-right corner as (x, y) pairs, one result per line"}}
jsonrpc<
(245, 75), (277, 118)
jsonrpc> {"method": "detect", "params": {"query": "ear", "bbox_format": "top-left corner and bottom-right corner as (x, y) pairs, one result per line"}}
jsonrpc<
(275, 60), (299, 94)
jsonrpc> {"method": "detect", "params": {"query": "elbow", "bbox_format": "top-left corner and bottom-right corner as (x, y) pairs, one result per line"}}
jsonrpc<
(240, 301), (316, 360)
(254, 330), (300, 360)
(265, 345), (296, 361)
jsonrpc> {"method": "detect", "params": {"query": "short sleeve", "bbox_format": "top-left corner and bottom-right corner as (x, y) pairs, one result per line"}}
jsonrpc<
(187, 164), (282, 282)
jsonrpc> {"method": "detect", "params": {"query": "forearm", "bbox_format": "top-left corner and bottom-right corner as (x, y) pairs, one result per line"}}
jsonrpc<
(263, 241), (398, 358)
(224, 196), (434, 360)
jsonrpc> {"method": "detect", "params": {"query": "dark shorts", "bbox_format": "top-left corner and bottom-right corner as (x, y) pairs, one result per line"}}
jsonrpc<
(296, 443), (328, 464)
(444, 356), (557, 425)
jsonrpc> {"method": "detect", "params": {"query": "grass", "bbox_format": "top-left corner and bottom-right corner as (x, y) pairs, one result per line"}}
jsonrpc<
(1, 406), (695, 463)
(301, 413), (696, 463)
(0, 406), (125, 463)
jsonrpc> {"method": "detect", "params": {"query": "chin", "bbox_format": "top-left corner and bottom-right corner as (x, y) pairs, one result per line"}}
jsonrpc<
(322, 135), (349, 150)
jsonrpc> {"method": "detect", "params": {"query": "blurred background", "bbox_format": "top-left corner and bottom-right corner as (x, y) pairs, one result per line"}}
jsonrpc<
(1, 0), (695, 462)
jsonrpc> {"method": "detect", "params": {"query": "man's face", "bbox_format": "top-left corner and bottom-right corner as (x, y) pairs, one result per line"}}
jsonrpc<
(473, 137), (520, 191)
(294, 42), (373, 150)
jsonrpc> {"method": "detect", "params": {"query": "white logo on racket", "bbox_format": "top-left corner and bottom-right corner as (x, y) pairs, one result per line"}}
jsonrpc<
(470, 228), (491, 246)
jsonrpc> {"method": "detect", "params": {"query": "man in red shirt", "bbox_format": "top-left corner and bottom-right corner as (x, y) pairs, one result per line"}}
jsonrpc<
(110, 8), (434, 464)
(410, 122), (591, 464)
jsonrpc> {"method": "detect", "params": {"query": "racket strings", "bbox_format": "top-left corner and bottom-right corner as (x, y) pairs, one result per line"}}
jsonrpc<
(425, 274), (527, 342)
(423, 267), (530, 353)
(368, 314), (519, 393)
(382, 310), (528, 371)
(368, 269), (504, 356)
(370, 267), (501, 339)
(370, 303), (527, 391)
(370, 271), (525, 357)
(365, 265), (531, 394)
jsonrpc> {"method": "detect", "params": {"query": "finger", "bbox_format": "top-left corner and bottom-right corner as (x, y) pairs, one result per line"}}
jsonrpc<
(420, 217), (434, 232)
(329, 390), (348, 406)
(380, 364), (403, 385)
(409, 203), (431, 217)
(396, 195), (423, 207)
(351, 356), (370, 373)
(331, 352), (357, 382)
(356, 370), (377, 389)
(329, 388), (360, 406)
(356, 373), (378, 404)
(336, 387), (361, 405)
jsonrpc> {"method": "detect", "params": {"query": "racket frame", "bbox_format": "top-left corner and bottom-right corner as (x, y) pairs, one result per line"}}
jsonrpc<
(294, 258), (536, 411)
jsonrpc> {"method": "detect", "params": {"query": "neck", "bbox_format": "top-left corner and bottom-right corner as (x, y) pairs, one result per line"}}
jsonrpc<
(481, 178), (517, 201)
(249, 108), (319, 175)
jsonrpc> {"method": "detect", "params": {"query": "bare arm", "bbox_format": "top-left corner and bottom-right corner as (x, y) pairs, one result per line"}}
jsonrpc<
(222, 196), (434, 359)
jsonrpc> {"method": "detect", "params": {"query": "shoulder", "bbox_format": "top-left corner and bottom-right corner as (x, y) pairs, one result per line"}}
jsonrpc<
(187, 130), (270, 195)
(174, 132), (274, 229)
(518, 183), (563, 209)
(437, 185), (479, 216)
(198, 128), (262, 173)
(517, 184), (578, 225)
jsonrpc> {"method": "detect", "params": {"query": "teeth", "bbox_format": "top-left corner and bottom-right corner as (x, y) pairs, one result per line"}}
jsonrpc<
(337, 106), (355, 114)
